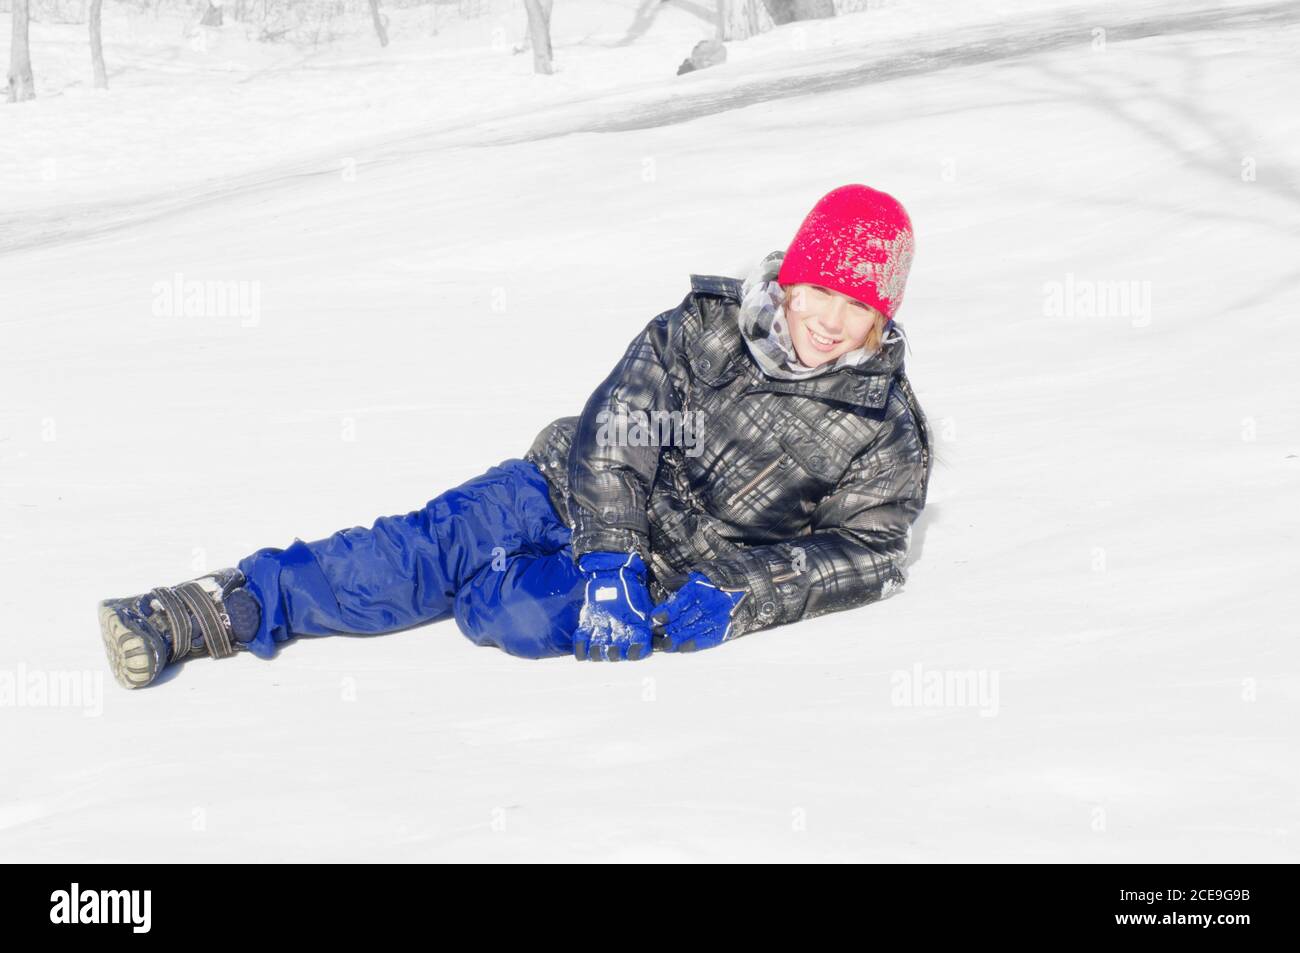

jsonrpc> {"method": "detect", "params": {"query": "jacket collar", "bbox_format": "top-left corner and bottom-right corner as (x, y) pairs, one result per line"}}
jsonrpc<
(739, 334), (905, 410)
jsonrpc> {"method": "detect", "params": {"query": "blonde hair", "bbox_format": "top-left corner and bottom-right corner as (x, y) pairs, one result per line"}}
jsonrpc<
(863, 311), (888, 354)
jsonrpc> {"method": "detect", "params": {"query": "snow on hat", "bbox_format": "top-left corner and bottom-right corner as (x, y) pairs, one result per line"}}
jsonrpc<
(777, 184), (915, 320)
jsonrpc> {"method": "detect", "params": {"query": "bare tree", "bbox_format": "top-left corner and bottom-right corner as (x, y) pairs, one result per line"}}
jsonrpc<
(90, 0), (108, 89)
(716, 0), (773, 41)
(522, 0), (554, 75)
(8, 0), (36, 102)
(368, 0), (389, 48)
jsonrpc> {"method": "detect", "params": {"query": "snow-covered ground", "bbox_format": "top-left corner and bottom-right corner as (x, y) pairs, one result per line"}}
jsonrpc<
(1, 0), (1297, 862)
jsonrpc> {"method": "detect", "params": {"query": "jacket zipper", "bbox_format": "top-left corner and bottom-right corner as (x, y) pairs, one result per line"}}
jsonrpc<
(726, 456), (783, 507)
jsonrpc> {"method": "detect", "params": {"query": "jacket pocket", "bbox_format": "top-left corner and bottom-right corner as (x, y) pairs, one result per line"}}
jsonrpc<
(687, 324), (741, 387)
(777, 430), (845, 485)
(724, 453), (789, 508)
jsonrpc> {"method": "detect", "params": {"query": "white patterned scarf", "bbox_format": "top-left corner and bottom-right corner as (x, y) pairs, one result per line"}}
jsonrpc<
(737, 250), (901, 381)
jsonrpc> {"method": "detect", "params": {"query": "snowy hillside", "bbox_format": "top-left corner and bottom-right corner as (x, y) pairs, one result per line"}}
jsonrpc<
(1, 0), (1297, 862)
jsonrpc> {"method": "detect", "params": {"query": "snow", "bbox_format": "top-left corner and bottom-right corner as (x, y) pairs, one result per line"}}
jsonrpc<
(1, 0), (1297, 861)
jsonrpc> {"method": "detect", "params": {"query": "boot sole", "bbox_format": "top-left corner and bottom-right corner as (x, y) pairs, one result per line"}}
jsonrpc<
(98, 601), (163, 690)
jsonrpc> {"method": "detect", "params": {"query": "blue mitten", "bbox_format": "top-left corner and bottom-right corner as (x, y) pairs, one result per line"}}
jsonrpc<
(651, 572), (747, 653)
(573, 552), (655, 661)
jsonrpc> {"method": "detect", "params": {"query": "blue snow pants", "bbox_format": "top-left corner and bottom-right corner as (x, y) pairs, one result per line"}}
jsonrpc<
(235, 459), (585, 660)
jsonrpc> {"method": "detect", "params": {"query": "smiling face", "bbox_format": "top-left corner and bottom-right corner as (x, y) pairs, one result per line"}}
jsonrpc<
(781, 283), (886, 368)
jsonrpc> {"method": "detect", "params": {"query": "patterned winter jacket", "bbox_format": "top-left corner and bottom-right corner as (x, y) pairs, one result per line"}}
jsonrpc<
(525, 272), (933, 639)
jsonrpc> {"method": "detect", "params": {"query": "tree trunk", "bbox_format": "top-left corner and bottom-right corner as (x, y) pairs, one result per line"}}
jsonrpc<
(716, 0), (774, 41)
(367, 0), (389, 48)
(8, 0), (36, 102)
(522, 0), (553, 75)
(90, 0), (108, 89)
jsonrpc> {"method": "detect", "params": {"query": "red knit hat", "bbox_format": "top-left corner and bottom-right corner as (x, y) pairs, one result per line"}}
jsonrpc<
(777, 184), (915, 320)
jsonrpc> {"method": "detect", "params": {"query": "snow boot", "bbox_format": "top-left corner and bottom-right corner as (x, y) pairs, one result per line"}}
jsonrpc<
(98, 568), (261, 689)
